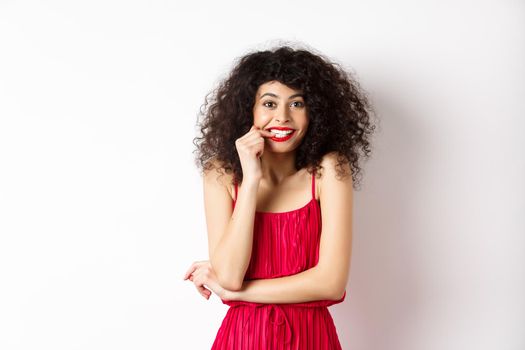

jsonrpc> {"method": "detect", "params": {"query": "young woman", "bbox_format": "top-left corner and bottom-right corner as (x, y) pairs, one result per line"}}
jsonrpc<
(183, 44), (376, 349)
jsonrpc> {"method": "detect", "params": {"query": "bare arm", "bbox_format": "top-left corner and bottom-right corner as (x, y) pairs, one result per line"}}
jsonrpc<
(203, 163), (259, 291)
(223, 152), (353, 303)
(224, 265), (344, 303)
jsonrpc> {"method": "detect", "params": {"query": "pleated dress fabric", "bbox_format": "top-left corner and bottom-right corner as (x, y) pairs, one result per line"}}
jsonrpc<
(211, 169), (346, 350)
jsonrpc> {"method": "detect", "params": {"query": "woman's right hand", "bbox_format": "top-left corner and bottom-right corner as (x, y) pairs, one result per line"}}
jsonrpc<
(235, 125), (274, 182)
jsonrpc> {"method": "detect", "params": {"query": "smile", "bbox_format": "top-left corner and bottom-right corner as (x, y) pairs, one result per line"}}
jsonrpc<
(269, 129), (295, 142)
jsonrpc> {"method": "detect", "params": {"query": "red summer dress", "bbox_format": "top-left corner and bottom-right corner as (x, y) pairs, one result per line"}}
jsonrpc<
(211, 169), (347, 349)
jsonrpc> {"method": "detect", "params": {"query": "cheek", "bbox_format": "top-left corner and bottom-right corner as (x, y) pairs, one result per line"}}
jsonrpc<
(253, 111), (272, 126)
(301, 120), (310, 131)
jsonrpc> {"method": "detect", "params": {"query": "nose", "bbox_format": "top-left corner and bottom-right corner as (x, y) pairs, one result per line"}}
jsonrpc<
(274, 105), (291, 123)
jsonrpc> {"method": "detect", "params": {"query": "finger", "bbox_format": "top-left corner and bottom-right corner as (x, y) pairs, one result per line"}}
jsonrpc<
(201, 286), (212, 298)
(242, 125), (257, 137)
(183, 263), (200, 280)
(192, 273), (214, 299)
(199, 286), (208, 298)
(183, 263), (197, 280)
(195, 282), (210, 299)
(245, 130), (267, 141)
(259, 129), (274, 137)
(249, 125), (267, 135)
(183, 261), (206, 280)
(194, 284), (206, 298)
(253, 126), (273, 136)
(251, 124), (273, 135)
(193, 272), (212, 297)
(247, 137), (265, 147)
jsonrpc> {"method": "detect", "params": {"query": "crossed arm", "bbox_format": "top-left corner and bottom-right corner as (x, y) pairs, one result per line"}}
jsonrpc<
(187, 156), (352, 303)
(222, 264), (346, 303)
(221, 154), (353, 304)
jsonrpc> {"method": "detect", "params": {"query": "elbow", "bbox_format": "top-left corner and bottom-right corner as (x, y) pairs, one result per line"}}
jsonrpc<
(209, 256), (245, 291)
(215, 271), (244, 292)
(219, 278), (244, 292)
(325, 284), (346, 301)
(322, 275), (347, 301)
(330, 285), (346, 300)
(223, 279), (243, 291)
(316, 266), (347, 300)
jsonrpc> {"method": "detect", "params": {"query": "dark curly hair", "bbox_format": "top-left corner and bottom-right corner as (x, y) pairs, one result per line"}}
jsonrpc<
(192, 43), (377, 190)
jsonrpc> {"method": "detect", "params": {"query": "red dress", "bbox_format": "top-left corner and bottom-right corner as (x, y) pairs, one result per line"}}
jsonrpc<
(211, 169), (346, 350)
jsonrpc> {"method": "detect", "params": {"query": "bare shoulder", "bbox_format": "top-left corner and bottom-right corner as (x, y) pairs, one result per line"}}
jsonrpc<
(203, 158), (235, 200)
(318, 151), (353, 198)
(319, 151), (341, 169)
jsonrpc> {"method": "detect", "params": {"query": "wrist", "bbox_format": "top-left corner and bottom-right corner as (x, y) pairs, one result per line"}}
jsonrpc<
(222, 289), (238, 301)
(240, 177), (260, 189)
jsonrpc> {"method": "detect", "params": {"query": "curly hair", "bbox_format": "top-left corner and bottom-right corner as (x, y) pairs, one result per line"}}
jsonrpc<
(192, 43), (377, 190)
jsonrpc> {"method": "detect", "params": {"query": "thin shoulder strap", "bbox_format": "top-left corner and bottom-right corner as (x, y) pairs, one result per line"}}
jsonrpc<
(234, 180), (238, 204)
(311, 168), (316, 200)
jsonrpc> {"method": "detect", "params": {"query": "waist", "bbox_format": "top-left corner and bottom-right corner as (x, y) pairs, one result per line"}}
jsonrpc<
(222, 289), (346, 308)
(222, 299), (339, 309)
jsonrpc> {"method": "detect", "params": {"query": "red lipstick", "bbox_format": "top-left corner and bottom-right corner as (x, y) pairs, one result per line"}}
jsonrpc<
(265, 126), (296, 142)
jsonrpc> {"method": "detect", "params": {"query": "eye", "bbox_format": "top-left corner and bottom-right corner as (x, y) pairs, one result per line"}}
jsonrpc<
(291, 101), (304, 107)
(263, 101), (275, 108)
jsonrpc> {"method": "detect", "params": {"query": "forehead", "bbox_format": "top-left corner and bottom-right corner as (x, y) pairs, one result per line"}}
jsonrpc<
(256, 81), (303, 97)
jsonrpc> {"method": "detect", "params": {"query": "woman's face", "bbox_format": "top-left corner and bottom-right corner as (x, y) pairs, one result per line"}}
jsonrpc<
(252, 80), (309, 153)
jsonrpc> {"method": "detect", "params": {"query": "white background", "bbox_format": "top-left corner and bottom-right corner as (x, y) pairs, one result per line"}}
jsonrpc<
(1, 1), (524, 349)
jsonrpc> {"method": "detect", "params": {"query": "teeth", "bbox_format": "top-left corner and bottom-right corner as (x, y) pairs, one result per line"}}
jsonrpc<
(270, 129), (293, 135)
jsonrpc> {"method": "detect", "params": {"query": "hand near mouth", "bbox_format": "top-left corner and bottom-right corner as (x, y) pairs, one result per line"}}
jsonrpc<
(234, 125), (274, 182)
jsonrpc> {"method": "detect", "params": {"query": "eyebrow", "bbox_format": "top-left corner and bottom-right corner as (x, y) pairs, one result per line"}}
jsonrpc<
(259, 92), (304, 99)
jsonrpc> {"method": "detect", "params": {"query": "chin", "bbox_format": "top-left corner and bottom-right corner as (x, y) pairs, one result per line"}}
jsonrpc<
(267, 144), (300, 153)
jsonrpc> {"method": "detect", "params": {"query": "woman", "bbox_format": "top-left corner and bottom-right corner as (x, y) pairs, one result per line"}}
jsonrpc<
(183, 44), (376, 349)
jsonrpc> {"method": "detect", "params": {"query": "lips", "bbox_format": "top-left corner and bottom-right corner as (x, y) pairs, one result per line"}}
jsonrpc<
(267, 127), (296, 142)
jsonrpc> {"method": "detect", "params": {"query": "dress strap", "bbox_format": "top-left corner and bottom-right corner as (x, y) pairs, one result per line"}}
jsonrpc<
(232, 180), (238, 210)
(311, 168), (316, 200)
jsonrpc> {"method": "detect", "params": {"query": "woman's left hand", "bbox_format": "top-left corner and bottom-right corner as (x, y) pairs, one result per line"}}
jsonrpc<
(182, 260), (235, 300)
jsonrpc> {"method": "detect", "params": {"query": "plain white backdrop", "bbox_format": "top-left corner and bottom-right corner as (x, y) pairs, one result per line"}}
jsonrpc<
(0, 1), (524, 349)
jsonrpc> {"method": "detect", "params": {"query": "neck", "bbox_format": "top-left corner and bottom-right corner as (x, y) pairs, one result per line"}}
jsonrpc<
(259, 151), (297, 186)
